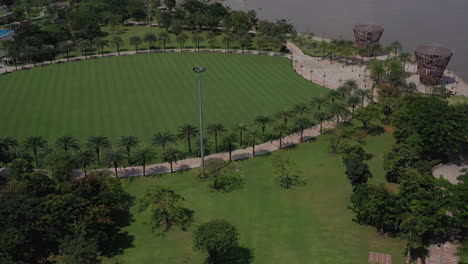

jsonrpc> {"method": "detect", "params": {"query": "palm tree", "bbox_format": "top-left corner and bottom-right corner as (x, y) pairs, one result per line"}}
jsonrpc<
(158, 32), (171, 52)
(347, 95), (361, 113)
(237, 122), (247, 146)
(384, 46), (393, 58)
(134, 146), (156, 176)
(55, 136), (80, 152)
(254, 114), (272, 137)
(319, 41), (328, 57)
(177, 123), (199, 153)
(310, 95), (327, 110)
(24, 136), (47, 167)
(144, 32), (157, 52)
(390, 40), (402, 56)
(367, 59), (385, 84)
(130, 36), (142, 52)
(399, 52), (412, 70)
(275, 108), (295, 126)
(112, 36), (124, 55)
(292, 103), (310, 116)
(105, 147), (125, 178)
(153, 131), (176, 150)
(192, 31), (204, 51)
(0, 137), (18, 150)
(344, 80), (359, 93)
(76, 150), (94, 177)
(222, 132), (238, 161)
(314, 111), (330, 134)
(207, 31), (217, 51)
(176, 33), (188, 51)
(58, 41), (75, 61)
(247, 129), (261, 157)
(207, 122), (226, 152)
(273, 122), (289, 149)
(294, 116), (312, 142)
(118, 136), (140, 165)
(222, 33), (234, 52)
(370, 43), (382, 58)
(163, 146), (184, 173)
(329, 102), (349, 123)
(94, 38), (109, 56)
(327, 90), (341, 103)
(355, 88), (373, 107)
(87, 136), (111, 164)
(337, 85), (352, 100)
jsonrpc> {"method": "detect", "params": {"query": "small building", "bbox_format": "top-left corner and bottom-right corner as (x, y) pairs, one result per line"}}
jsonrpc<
(353, 24), (384, 48)
(415, 44), (452, 86)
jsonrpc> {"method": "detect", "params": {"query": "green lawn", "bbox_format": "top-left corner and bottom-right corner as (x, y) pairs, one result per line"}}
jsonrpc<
(0, 52), (327, 145)
(109, 131), (404, 264)
(291, 37), (326, 57)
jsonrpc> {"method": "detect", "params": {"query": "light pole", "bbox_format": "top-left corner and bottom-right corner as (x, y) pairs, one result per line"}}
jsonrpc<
(193, 66), (206, 177)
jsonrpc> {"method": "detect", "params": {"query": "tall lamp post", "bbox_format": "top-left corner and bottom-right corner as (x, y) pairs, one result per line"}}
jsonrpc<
(193, 66), (206, 177)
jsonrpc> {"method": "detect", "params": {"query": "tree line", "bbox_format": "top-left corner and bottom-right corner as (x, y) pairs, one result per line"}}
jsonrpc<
(1, 0), (296, 68)
(333, 94), (468, 263)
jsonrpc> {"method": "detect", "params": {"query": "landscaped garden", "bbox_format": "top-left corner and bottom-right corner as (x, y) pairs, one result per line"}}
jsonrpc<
(0, 52), (327, 143)
(108, 131), (405, 264)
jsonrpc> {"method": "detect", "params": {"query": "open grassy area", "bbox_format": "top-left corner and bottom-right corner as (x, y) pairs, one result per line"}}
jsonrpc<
(0, 52), (327, 145)
(291, 37), (326, 57)
(447, 95), (468, 105)
(109, 130), (404, 264)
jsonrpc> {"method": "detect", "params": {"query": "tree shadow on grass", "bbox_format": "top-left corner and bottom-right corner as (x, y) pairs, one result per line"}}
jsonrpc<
(205, 246), (255, 264)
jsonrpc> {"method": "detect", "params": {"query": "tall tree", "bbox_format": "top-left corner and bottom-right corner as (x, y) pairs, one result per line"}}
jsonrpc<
(192, 31), (204, 51)
(313, 110), (330, 134)
(178, 123), (199, 153)
(237, 122), (247, 146)
(247, 129), (261, 157)
(129, 35), (142, 52)
(112, 36), (124, 55)
(75, 150), (94, 177)
(118, 136), (140, 165)
(162, 146), (184, 173)
(153, 131), (176, 151)
(176, 33), (188, 51)
(143, 32), (157, 52)
(87, 136), (111, 164)
(104, 147), (125, 178)
(24, 136), (47, 167)
(158, 31), (171, 52)
(292, 103), (310, 116)
(254, 114), (272, 137)
(222, 132), (238, 161)
(207, 122), (226, 152)
(134, 146), (156, 176)
(55, 136), (80, 152)
(275, 108), (295, 126)
(310, 95), (327, 111)
(222, 33), (234, 52)
(273, 122), (289, 149)
(390, 40), (402, 56)
(294, 116), (312, 142)
(61, 226), (100, 264)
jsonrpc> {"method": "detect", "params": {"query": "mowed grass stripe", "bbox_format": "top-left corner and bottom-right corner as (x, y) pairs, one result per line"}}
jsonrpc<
(0, 53), (327, 143)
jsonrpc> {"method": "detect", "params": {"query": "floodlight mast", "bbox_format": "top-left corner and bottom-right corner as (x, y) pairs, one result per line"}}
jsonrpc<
(193, 66), (206, 177)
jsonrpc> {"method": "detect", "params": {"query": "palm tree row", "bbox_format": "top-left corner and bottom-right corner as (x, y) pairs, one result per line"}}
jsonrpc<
(0, 82), (370, 174)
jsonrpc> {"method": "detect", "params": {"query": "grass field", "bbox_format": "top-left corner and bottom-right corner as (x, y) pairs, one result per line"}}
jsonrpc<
(108, 130), (404, 264)
(0, 52), (327, 145)
(291, 37), (326, 57)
